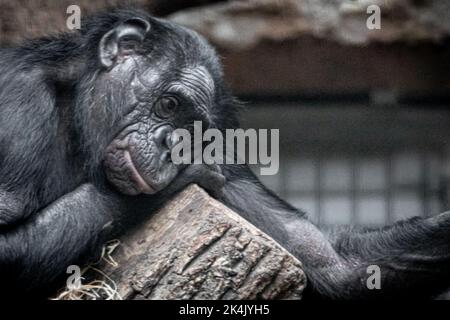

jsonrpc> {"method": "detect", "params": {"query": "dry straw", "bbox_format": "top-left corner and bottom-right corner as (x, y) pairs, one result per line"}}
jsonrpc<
(52, 239), (122, 300)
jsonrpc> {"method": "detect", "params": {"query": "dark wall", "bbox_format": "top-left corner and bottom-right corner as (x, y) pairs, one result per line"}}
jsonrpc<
(0, 0), (223, 45)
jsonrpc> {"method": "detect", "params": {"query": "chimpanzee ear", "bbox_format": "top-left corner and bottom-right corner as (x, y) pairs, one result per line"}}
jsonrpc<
(99, 18), (151, 69)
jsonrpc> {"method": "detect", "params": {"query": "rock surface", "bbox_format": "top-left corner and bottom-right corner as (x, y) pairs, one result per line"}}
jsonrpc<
(170, 0), (450, 50)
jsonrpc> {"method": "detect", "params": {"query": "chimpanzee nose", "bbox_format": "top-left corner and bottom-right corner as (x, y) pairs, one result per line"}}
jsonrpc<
(168, 130), (183, 149)
(153, 126), (172, 150)
(153, 126), (185, 164)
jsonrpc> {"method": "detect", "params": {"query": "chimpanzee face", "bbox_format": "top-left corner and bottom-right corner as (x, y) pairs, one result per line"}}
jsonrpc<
(86, 17), (223, 195)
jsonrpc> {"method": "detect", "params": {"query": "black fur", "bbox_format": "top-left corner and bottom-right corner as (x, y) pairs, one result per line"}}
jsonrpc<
(0, 9), (449, 299)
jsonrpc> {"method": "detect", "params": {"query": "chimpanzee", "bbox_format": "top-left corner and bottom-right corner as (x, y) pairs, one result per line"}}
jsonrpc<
(0, 9), (449, 299)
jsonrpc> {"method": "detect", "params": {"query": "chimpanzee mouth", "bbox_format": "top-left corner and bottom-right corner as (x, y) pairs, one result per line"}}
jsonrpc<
(122, 150), (157, 194)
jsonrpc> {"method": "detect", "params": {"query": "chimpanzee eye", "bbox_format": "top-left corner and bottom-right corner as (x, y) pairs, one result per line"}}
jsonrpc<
(155, 95), (180, 118)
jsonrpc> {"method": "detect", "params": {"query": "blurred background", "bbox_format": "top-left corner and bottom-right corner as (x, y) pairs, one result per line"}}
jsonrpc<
(0, 0), (449, 229)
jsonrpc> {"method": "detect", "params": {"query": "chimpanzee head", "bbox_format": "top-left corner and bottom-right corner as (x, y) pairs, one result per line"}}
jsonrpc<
(76, 11), (237, 195)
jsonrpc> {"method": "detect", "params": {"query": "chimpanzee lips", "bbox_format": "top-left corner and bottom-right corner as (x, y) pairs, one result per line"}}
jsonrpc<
(122, 150), (157, 194)
(104, 140), (159, 195)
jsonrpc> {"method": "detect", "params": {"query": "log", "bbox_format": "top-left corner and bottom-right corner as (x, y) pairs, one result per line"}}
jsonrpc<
(95, 184), (306, 300)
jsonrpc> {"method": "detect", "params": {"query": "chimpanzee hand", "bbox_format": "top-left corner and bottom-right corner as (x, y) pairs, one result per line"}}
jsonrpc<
(160, 164), (226, 199)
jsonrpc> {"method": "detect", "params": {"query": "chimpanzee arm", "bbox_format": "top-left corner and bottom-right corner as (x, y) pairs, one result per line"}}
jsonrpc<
(0, 163), (226, 297)
(0, 184), (131, 297)
(328, 213), (450, 299)
(0, 190), (25, 226)
(220, 165), (450, 299)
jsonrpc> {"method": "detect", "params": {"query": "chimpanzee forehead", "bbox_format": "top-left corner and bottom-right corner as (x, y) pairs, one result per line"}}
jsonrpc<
(137, 62), (215, 102)
(147, 19), (221, 75)
(137, 19), (220, 99)
(168, 66), (215, 105)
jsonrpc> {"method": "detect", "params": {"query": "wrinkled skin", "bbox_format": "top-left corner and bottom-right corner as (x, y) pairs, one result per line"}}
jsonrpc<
(83, 19), (224, 199)
(0, 9), (449, 299)
(101, 61), (217, 196)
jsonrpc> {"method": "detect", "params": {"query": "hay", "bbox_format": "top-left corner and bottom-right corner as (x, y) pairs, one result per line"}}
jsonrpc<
(52, 239), (122, 300)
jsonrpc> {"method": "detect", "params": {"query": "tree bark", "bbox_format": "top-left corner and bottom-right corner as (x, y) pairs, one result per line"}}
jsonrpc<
(98, 184), (306, 300)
